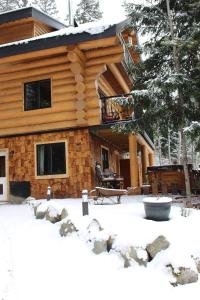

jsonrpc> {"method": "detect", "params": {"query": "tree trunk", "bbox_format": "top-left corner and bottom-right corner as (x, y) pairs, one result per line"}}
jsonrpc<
(168, 128), (171, 164)
(181, 129), (191, 197)
(166, 0), (191, 201)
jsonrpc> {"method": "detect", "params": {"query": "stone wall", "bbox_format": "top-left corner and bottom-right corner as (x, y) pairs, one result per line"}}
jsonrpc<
(0, 129), (92, 199)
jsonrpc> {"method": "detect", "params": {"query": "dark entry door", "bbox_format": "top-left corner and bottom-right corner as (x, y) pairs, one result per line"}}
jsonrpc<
(120, 159), (131, 188)
(101, 147), (109, 171)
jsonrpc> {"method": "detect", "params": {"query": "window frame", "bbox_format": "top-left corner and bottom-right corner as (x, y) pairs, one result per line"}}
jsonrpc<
(24, 78), (52, 111)
(34, 140), (68, 179)
(101, 145), (110, 171)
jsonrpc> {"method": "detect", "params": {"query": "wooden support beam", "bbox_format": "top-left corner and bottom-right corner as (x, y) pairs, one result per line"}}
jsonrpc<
(109, 63), (130, 93)
(149, 153), (155, 166)
(129, 134), (139, 187)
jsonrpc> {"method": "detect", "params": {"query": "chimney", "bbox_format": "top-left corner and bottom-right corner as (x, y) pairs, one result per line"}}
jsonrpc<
(68, 0), (74, 27)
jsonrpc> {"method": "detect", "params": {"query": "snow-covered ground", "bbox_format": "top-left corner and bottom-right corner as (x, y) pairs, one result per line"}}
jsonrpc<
(0, 195), (200, 300)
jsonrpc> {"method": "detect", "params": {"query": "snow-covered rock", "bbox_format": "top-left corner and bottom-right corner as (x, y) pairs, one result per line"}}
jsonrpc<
(146, 235), (170, 259)
(45, 203), (66, 224)
(59, 219), (77, 237)
(168, 265), (198, 285)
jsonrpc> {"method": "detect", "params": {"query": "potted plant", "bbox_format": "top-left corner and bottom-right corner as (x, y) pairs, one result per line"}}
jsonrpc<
(143, 197), (172, 221)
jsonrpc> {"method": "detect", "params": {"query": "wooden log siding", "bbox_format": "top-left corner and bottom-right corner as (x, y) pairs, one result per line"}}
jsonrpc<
(0, 129), (92, 198)
(0, 36), (126, 135)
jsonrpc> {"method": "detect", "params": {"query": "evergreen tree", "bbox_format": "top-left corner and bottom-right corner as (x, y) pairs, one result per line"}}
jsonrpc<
(116, 0), (200, 196)
(74, 0), (103, 24)
(0, 0), (20, 12)
(31, 0), (58, 17)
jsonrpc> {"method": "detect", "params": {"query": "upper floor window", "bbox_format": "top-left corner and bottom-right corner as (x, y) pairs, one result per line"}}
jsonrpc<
(24, 79), (51, 111)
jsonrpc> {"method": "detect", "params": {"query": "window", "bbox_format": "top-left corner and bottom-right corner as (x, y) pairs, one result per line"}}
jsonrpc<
(36, 142), (66, 176)
(101, 147), (109, 171)
(24, 79), (51, 111)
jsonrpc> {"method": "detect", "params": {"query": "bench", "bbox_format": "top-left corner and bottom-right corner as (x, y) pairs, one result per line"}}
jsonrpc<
(90, 187), (127, 204)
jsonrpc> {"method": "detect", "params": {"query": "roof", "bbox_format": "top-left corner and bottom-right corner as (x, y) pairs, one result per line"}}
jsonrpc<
(0, 13), (130, 59)
(0, 6), (66, 30)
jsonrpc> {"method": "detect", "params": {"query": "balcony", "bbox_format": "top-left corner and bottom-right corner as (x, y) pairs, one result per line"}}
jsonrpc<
(101, 95), (134, 124)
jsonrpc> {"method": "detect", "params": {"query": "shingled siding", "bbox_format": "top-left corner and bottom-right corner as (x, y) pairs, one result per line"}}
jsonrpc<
(0, 129), (92, 199)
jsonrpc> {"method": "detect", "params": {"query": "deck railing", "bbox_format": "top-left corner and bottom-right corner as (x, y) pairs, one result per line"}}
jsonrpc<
(100, 94), (134, 124)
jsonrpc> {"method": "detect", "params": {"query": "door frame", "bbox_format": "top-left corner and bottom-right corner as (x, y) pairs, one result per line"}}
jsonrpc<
(0, 149), (9, 201)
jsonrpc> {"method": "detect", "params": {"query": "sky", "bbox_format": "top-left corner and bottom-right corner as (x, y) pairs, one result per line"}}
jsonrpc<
(56, 0), (126, 22)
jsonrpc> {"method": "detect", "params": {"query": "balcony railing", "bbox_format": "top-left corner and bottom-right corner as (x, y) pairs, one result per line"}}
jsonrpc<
(100, 94), (134, 124)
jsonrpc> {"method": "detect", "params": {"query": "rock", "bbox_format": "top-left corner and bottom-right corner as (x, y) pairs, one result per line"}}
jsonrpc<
(92, 239), (107, 255)
(107, 235), (116, 252)
(193, 257), (200, 273)
(61, 208), (68, 220)
(87, 218), (103, 234)
(35, 202), (48, 219)
(176, 268), (198, 285)
(59, 219), (77, 237)
(146, 235), (170, 259)
(45, 203), (63, 224)
(121, 246), (149, 268)
(169, 265), (199, 285)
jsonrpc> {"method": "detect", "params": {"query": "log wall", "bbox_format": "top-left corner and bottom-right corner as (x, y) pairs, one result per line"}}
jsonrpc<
(0, 38), (125, 136)
(0, 129), (92, 198)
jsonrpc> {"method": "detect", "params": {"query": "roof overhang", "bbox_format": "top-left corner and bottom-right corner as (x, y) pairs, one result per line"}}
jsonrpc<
(0, 17), (131, 59)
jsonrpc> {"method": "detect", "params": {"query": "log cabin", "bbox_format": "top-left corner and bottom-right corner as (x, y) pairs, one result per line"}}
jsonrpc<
(0, 7), (155, 201)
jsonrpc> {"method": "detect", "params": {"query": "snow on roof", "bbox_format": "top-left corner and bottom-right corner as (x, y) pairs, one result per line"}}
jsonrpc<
(0, 18), (127, 50)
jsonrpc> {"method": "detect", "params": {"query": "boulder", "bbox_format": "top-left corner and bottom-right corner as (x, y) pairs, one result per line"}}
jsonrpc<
(121, 246), (149, 268)
(61, 208), (68, 220)
(193, 257), (200, 273)
(87, 218), (103, 234)
(146, 235), (170, 259)
(176, 267), (198, 285)
(92, 239), (107, 255)
(45, 203), (64, 224)
(59, 219), (77, 237)
(168, 264), (198, 285)
(35, 202), (48, 219)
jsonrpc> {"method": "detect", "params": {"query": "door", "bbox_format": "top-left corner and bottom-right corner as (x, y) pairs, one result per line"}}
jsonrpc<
(120, 159), (131, 188)
(0, 152), (7, 201)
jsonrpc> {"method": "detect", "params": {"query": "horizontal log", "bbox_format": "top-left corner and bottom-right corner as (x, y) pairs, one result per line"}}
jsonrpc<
(0, 111), (77, 129)
(0, 102), (76, 121)
(53, 77), (75, 87)
(0, 120), (77, 136)
(86, 64), (106, 76)
(86, 53), (123, 67)
(85, 45), (123, 59)
(86, 109), (100, 118)
(0, 63), (71, 83)
(85, 81), (97, 90)
(0, 101), (21, 111)
(79, 36), (119, 50)
(85, 88), (98, 98)
(0, 46), (68, 65)
(53, 93), (76, 102)
(87, 116), (101, 126)
(0, 93), (21, 103)
(0, 55), (69, 75)
(53, 84), (76, 95)
(76, 111), (86, 119)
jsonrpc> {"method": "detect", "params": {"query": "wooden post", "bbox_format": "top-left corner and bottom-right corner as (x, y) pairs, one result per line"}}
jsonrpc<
(129, 134), (139, 187)
(149, 153), (155, 166)
(142, 145), (149, 183)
